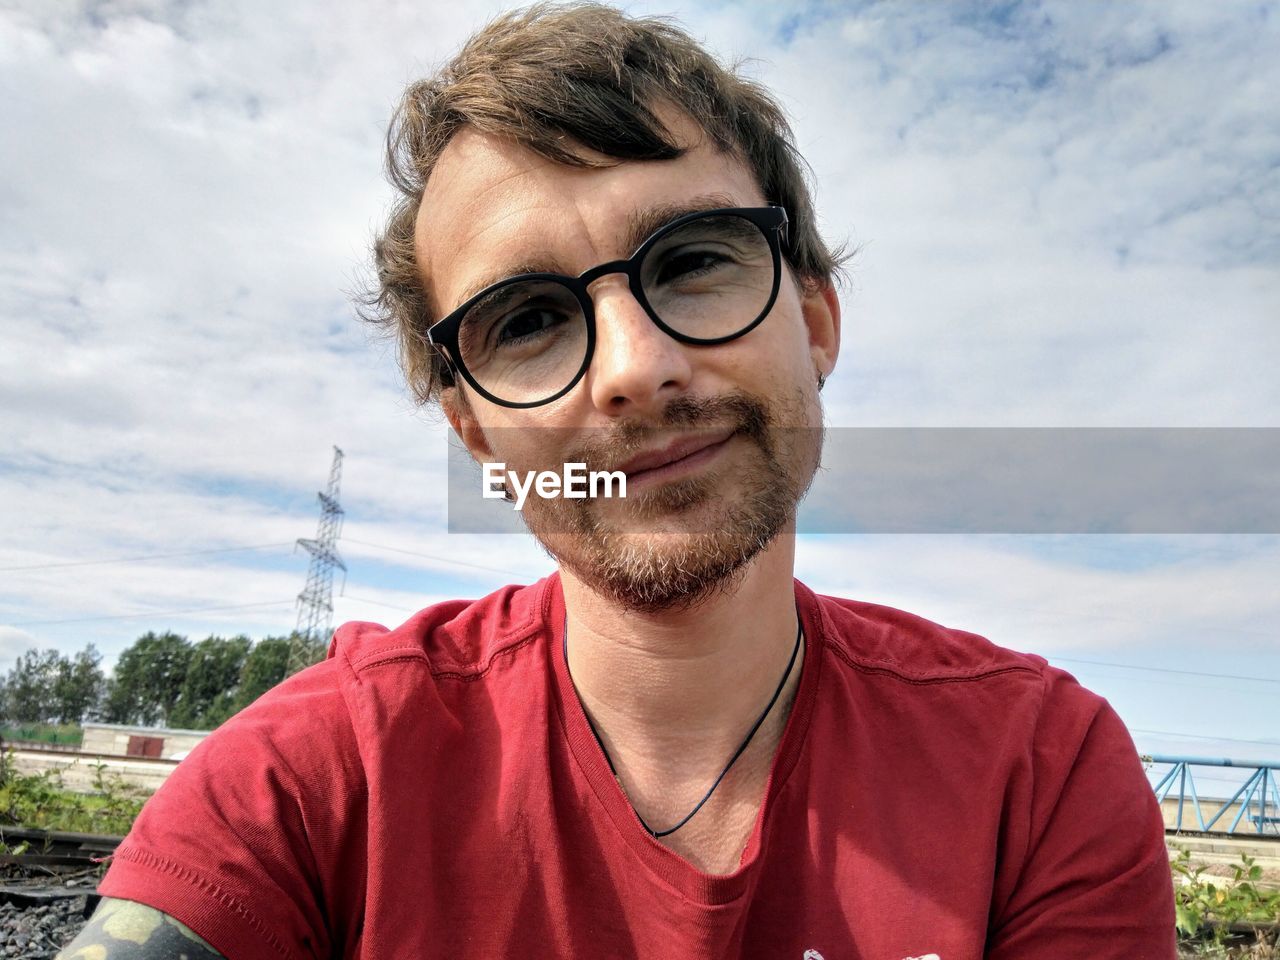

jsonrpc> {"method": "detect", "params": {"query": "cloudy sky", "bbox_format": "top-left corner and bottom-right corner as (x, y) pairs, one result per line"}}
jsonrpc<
(2, 1), (1277, 782)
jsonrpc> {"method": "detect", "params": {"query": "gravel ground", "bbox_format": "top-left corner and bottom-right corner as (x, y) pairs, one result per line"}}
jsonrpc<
(0, 898), (90, 959)
(0, 895), (1272, 959)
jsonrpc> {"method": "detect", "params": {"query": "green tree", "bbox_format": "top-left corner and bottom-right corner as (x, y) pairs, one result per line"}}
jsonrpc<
(232, 635), (292, 713)
(103, 632), (192, 726)
(1, 649), (62, 723)
(169, 635), (251, 729)
(52, 644), (104, 723)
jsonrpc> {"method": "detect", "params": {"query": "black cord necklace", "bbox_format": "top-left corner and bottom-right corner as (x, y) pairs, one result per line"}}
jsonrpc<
(563, 616), (803, 839)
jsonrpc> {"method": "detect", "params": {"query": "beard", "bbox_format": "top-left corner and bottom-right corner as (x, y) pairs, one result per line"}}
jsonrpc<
(512, 390), (822, 613)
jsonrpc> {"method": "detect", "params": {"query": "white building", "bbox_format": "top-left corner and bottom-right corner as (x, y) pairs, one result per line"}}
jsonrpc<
(79, 722), (210, 760)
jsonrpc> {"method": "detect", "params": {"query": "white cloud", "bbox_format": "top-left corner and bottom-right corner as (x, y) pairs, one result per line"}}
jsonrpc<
(796, 534), (1280, 655)
(0, 625), (40, 663)
(687, 0), (1280, 425)
(0, 0), (1275, 758)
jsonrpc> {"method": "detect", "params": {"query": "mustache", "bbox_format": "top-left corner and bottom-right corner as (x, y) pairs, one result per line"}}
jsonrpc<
(563, 393), (770, 472)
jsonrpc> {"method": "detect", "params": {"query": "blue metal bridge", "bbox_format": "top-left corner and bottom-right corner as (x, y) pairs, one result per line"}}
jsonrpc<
(1146, 755), (1280, 836)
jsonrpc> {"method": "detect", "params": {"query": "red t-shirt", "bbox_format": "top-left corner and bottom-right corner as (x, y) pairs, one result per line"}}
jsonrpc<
(101, 576), (1175, 959)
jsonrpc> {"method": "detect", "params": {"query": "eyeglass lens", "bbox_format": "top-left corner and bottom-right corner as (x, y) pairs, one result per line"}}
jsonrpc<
(455, 213), (775, 406)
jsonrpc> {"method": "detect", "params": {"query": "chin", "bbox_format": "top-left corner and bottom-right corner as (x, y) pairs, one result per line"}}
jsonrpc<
(528, 458), (805, 613)
(550, 527), (778, 613)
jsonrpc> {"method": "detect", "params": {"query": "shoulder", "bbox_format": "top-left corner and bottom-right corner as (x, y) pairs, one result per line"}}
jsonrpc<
(799, 585), (1154, 849)
(807, 585), (1048, 682)
(328, 575), (555, 679)
(802, 583), (1105, 734)
(159, 648), (362, 796)
(101, 658), (368, 957)
(122, 654), (367, 847)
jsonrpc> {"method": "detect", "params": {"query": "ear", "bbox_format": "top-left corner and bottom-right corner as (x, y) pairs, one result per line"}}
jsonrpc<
(441, 386), (496, 464)
(800, 278), (841, 380)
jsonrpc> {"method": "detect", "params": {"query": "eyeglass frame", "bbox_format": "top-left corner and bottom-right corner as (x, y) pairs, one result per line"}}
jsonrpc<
(425, 205), (791, 409)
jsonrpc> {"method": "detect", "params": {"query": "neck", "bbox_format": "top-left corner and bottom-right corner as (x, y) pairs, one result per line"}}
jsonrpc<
(560, 536), (802, 764)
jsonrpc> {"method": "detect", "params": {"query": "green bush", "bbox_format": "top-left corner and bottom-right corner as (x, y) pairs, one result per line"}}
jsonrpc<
(1174, 847), (1280, 954)
(1, 752), (1277, 958)
(0, 750), (146, 836)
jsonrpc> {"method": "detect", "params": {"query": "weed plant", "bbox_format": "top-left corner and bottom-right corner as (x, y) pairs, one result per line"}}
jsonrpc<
(0, 750), (146, 836)
(2, 751), (1277, 956)
(1175, 847), (1280, 956)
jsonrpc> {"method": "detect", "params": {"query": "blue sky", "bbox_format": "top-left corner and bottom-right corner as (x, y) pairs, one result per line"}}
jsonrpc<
(1, 0), (1277, 774)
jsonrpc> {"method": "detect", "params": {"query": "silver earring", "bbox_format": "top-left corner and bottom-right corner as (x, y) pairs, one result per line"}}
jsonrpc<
(488, 475), (513, 502)
(817, 372), (826, 391)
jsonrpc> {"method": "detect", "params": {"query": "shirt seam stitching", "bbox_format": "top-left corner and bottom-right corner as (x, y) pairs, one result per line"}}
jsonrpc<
(347, 590), (545, 679)
(349, 645), (430, 668)
(112, 844), (297, 960)
(822, 639), (1042, 685)
(429, 633), (539, 681)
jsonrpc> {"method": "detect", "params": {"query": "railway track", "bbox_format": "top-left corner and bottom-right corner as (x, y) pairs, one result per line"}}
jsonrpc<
(0, 828), (120, 956)
(0, 826), (119, 905)
(0, 825), (1274, 956)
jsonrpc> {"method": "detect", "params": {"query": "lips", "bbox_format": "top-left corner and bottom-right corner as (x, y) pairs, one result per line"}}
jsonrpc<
(615, 428), (736, 479)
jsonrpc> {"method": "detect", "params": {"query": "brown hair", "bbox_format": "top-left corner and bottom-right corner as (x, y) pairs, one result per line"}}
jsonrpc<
(363, 1), (846, 406)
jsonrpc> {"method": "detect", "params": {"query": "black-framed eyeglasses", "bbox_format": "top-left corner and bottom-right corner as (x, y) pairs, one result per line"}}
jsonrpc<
(426, 205), (789, 409)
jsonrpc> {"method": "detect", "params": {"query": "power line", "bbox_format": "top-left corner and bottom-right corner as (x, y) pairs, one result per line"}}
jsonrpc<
(341, 536), (545, 579)
(1049, 656), (1279, 685)
(8, 600), (295, 627)
(339, 594), (418, 613)
(1005, 604), (1279, 641)
(0, 536), (537, 581)
(1130, 727), (1280, 748)
(0, 542), (294, 573)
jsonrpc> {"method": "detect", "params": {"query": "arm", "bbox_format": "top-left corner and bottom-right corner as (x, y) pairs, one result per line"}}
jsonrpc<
(57, 898), (227, 959)
(94, 658), (365, 959)
(985, 675), (1176, 958)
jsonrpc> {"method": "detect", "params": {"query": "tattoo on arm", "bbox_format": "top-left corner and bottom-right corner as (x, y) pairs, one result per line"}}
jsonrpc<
(56, 897), (227, 959)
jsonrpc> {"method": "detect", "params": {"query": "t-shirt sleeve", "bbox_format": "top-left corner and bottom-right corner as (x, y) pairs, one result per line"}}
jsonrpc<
(98, 659), (368, 960)
(985, 666), (1176, 959)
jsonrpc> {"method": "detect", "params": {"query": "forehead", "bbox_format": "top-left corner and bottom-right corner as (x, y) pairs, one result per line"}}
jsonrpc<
(415, 114), (767, 315)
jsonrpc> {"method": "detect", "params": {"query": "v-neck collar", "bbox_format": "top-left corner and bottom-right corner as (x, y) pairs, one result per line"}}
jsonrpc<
(541, 573), (825, 906)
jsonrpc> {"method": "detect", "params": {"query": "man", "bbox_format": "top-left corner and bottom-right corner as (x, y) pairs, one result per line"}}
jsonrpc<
(60, 4), (1175, 958)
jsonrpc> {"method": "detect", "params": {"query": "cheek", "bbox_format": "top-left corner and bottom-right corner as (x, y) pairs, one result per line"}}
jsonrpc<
(483, 428), (542, 471)
(479, 415), (578, 473)
(722, 290), (813, 387)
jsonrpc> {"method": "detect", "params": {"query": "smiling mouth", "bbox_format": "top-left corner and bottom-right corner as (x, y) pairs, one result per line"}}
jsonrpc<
(617, 430), (736, 488)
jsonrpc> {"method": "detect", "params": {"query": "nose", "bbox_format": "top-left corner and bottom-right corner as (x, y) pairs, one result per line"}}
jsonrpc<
(586, 278), (693, 416)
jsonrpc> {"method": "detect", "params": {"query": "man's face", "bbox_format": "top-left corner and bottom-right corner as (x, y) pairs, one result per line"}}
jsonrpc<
(417, 112), (840, 610)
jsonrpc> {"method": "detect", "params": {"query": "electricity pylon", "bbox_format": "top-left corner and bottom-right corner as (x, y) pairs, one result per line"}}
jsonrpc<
(288, 446), (346, 675)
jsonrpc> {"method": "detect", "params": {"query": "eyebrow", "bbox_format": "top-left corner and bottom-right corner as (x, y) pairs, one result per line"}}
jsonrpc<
(619, 192), (742, 259)
(453, 260), (558, 310)
(447, 192), (745, 311)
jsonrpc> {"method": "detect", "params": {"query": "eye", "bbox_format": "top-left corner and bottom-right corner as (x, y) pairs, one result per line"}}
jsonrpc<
(495, 305), (568, 346)
(653, 248), (730, 285)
